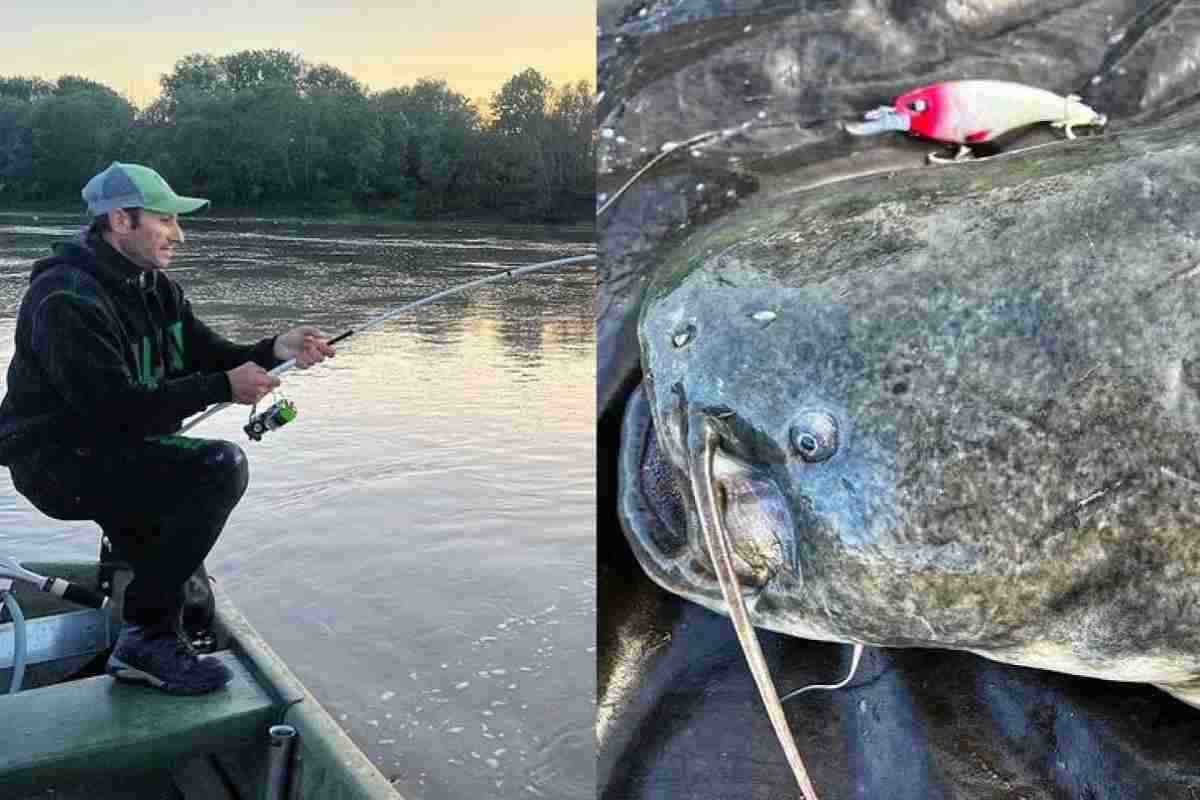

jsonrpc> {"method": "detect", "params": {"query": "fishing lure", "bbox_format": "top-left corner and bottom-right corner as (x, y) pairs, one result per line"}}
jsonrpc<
(844, 79), (1107, 163)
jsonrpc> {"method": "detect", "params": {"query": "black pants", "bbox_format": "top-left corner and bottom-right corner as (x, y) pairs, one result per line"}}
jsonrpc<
(10, 435), (249, 627)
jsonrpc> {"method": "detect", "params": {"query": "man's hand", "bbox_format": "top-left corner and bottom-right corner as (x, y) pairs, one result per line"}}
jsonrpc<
(227, 363), (281, 405)
(274, 326), (336, 368)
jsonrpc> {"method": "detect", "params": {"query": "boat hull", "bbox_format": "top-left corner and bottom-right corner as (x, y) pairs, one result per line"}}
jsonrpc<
(0, 561), (403, 800)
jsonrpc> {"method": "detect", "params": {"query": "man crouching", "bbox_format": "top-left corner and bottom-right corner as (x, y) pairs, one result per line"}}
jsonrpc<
(0, 162), (335, 694)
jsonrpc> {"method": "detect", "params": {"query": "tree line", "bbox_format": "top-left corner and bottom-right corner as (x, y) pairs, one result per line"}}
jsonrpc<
(0, 50), (595, 223)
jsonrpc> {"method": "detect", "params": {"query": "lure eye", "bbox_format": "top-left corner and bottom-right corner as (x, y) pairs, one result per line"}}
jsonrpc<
(907, 99), (927, 113)
(789, 411), (839, 463)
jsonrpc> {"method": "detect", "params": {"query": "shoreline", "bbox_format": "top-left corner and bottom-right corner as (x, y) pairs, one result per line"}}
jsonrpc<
(0, 207), (595, 238)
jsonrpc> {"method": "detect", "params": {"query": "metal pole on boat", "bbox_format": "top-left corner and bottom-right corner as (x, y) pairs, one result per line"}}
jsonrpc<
(179, 253), (596, 435)
(0, 556), (109, 609)
(0, 582), (27, 694)
(265, 723), (298, 800)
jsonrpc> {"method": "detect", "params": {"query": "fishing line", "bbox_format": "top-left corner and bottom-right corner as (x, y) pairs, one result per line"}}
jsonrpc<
(597, 112), (872, 218)
(597, 121), (757, 217)
(179, 253), (596, 436)
(780, 643), (865, 702)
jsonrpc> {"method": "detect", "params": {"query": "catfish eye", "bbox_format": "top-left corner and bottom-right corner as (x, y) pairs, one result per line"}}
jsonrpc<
(907, 99), (927, 113)
(789, 411), (839, 463)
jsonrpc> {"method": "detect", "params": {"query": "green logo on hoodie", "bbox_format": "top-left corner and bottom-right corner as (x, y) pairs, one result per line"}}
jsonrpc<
(134, 321), (185, 388)
(167, 321), (184, 370)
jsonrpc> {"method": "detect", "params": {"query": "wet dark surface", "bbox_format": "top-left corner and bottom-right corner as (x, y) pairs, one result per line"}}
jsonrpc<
(597, 1), (1200, 797)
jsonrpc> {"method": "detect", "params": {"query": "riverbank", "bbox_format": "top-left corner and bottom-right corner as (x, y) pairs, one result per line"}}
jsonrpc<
(0, 207), (594, 240)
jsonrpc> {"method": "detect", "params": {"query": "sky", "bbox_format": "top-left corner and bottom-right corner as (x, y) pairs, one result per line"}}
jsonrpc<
(3, 1), (595, 110)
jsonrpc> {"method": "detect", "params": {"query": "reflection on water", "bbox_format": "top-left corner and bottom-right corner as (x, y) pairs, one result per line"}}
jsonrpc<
(0, 214), (595, 800)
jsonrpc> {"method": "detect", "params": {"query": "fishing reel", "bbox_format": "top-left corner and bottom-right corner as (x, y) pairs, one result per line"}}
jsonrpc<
(245, 392), (298, 441)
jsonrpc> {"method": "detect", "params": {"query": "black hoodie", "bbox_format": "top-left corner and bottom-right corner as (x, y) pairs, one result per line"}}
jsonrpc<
(0, 232), (281, 465)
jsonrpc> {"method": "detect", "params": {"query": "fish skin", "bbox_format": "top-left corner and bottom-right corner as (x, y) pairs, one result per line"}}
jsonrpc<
(621, 107), (1200, 704)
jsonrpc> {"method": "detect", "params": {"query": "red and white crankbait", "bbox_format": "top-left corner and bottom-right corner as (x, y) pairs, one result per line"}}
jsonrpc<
(844, 80), (1107, 162)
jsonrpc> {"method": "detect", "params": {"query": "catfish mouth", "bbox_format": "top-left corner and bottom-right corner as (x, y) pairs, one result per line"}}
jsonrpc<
(618, 381), (822, 798)
(618, 382), (799, 598)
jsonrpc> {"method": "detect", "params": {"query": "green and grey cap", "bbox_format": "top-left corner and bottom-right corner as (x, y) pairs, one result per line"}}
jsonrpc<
(82, 162), (209, 217)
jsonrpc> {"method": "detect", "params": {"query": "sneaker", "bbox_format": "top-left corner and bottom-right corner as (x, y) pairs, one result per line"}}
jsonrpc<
(106, 622), (233, 695)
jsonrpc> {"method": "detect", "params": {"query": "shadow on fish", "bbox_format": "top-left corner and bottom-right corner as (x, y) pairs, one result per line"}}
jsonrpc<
(844, 80), (1107, 163)
(618, 105), (1200, 796)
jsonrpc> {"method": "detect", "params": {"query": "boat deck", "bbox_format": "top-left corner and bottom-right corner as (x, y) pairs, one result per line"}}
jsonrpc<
(0, 561), (404, 800)
(0, 651), (275, 792)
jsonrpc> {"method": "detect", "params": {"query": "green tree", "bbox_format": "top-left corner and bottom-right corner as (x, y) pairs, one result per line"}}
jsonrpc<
(490, 68), (551, 136)
(162, 90), (237, 201)
(54, 75), (126, 99)
(154, 51), (306, 206)
(135, 55), (232, 201)
(548, 80), (596, 212)
(486, 69), (556, 218)
(0, 57), (594, 221)
(0, 76), (53, 102)
(369, 89), (413, 204)
(0, 96), (34, 180)
(226, 83), (303, 203)
(157, 54), (229, 121)
(299, 64), (381, 203)
(371, 79), (483, 216)
(484, 75), (595, 220)
(29, 84), (135, 197)
(302, 64), (364, 96)
(219, 50), (304, 93)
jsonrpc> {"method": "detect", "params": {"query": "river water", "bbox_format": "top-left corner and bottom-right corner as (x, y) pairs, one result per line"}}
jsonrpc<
(0, 213), (596, 800)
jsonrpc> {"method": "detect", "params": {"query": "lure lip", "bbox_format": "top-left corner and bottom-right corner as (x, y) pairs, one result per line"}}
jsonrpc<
(842, 105), (912, 136)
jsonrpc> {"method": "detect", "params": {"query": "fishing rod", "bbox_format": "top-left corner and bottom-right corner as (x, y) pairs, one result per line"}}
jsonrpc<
(179, 253), (597, 438)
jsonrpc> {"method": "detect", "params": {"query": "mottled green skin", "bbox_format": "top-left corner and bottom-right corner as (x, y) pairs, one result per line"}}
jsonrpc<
(627, 111), (1200, 684)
